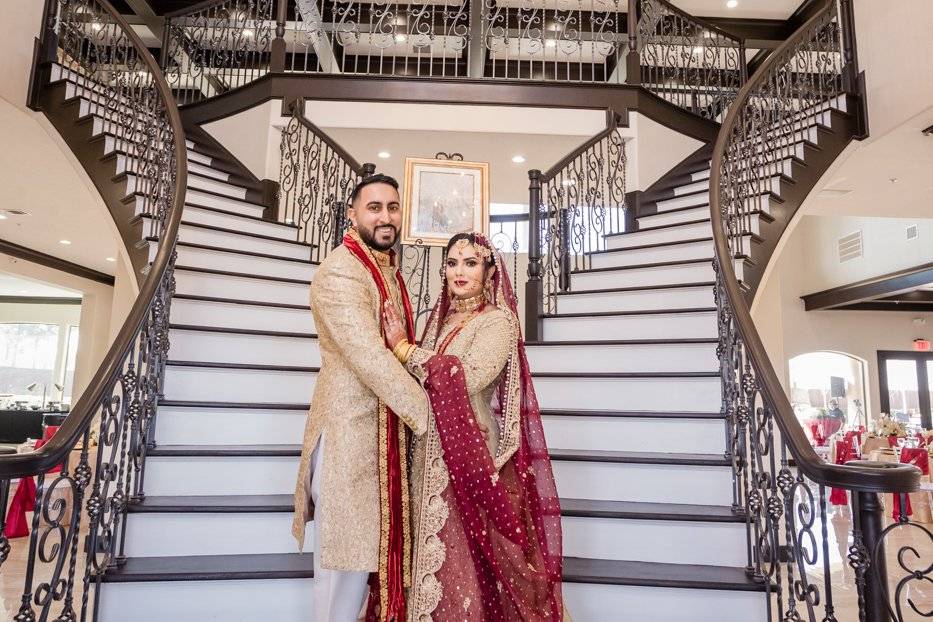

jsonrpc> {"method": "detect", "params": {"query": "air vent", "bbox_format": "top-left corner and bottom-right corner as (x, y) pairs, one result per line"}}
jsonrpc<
(837, 230), (863, 263)
(907, 223), (919, 240)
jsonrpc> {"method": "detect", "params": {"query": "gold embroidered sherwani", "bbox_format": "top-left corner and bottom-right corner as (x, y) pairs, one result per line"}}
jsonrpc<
(292, 243), (429, 572)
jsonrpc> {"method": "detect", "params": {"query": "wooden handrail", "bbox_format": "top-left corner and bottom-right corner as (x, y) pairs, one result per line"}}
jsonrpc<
(540, 111), (623, 182)
(0, 0), (188, 479)
(287, 97), (367, 175)
(708, 0), (918, 493)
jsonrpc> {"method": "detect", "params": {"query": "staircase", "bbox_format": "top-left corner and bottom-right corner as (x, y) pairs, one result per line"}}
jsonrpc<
(5, 1), (923, 621)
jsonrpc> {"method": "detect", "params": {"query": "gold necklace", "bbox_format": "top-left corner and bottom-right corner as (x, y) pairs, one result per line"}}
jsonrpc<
(451, 292), (484, 313)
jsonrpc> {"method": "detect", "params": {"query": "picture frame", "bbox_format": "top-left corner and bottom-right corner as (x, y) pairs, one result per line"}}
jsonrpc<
(401, 157), (489, 246)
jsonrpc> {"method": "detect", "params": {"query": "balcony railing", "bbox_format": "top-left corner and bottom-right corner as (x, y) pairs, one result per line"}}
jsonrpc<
(162, 0), (746, 118)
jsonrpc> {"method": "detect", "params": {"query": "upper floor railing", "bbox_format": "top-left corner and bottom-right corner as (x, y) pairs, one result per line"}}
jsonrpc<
(162, 0), (745, 118)
(0, 0), (188, 619)
(709, 1), (926, 620)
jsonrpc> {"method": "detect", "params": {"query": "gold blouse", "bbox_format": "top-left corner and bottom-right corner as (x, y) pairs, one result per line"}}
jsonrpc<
(406, 307), (517, 457)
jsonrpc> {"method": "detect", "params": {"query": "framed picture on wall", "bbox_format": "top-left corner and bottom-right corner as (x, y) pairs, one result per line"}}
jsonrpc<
(401, 157), (489, 246)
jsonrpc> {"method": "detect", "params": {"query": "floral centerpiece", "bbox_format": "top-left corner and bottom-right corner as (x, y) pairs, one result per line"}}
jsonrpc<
(876, 414), (907, 438)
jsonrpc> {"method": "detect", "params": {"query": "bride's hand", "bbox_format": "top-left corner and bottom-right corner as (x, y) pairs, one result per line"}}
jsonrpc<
(382, 301), (407, 349)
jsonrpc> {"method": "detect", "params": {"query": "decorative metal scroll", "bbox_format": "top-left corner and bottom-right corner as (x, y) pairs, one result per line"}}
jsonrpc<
(163, 0), (275, 105)
(0, 0), (186, 620)
(637, 0), (744, 118)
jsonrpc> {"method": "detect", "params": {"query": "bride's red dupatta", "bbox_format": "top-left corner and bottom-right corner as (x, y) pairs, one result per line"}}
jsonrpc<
(418, 235), (564, 620)
(343, 231), (415, 622)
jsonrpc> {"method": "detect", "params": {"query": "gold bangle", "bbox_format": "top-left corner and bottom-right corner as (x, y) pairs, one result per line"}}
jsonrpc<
(392, 339), (411, 362)
(401, 343), (416, 365)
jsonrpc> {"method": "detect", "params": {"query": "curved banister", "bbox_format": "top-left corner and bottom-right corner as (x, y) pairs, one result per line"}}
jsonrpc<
(540, 111), (624, 183)
(0, 1), (187, 480)
(708, 0), (918, 494)
(286, 97), (367, 175)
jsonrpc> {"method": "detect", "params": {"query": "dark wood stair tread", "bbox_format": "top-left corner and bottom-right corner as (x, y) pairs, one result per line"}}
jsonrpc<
(103, 552), (763, 592)
(129, 494), (295, 513)
(147, 444), (301, 457)
(526, 338), (716, 346)
(560, 498), (741, 523)
(562, 557), (766, 592)
(540, 409), (723, 419)
(169, 240), (318, 265)
(554, 281), (716, 296)
(172, 293), (311, 311)
(570, 257), (712, 275)
(542, 306), (717, 319)
(174, 264), (311, 286)
(169, 324), (317, 339)
(101, 553), (315, 583)
(165, 360), (319, 372)
(532, 371), (718, 378)
(548, 449), (729, 467)
(158, 399), (310, 410)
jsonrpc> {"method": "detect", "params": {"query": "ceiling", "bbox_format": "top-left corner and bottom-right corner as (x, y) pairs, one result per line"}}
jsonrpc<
(0, 99), (119, 276)
(669, 0), (802, 20)
(0, 273), (81, 298)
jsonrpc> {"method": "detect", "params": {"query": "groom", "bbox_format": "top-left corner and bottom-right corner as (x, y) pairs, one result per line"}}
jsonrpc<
(293, 173), (429, 622)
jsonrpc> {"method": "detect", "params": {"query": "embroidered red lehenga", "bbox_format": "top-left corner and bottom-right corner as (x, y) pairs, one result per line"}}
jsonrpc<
(403, 235), (563, 621)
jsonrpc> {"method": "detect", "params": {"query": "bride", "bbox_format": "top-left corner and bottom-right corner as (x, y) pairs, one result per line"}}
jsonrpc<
(382, 232), (564, 621)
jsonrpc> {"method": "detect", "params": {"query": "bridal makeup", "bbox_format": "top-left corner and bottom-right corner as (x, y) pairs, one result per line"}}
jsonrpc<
(445, 241), (486, 300)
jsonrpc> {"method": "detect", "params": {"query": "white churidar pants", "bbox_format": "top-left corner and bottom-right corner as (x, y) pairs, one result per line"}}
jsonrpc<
(310, 434), (369, 622)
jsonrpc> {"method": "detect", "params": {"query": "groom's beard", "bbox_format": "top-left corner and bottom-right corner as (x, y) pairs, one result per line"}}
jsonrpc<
(357, 223), (398, 252)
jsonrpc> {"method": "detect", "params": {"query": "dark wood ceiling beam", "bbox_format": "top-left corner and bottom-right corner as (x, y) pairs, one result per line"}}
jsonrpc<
(0, 238), (115, 287)
(801, 261), (933, 311)
(122, 0), (164, 38)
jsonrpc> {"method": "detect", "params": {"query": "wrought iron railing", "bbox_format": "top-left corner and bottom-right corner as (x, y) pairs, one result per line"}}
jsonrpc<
(162, 0), (276, 104)
(0, 0), (187, 619)
(525, 113), (628, 335)
(709, 1), (925, 620)
(278, 97), (373, 261)
(634, 0), (745, 119)
(160, 0), (742, 111)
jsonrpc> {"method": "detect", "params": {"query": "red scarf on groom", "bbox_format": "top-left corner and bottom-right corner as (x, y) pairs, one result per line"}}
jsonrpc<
(343, 230), (415, 622)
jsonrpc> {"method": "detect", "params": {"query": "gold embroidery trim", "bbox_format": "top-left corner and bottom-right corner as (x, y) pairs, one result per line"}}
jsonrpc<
(377, 399), (390, 622)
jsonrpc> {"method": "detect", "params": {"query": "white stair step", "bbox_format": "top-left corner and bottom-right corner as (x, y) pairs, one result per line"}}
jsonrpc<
(552, 458), (732, 505)
(170, 297), (315, 334)
(174, 268), (309, 306)
(125, 512), (312, 557)
(741, 124), (820, 151)
(542, 310), (717, 341)
(655, 192), (709, 212)
(639, 205), (710, 228)
(690, 169), (711, 182)
(606, 221), (712, 250)
(189, 161), (231, 181)
(155, 405), (307, 446)
(168, 328), (320, 367)
(145, 454), (299, 496)
(163, 364), (317, 404)
(562, 516), (745, 566)
(563, 583), (766, 622)
(590, 239), (713, 269)
(187, 174), (248, 200)
(184, 188), (265, 218)
(534, 374), (721, 411)
(177, 223), (312, 261)
(527, 341), (717, 373)
(542, 413), (725, 453)
(182, 205), (298, 241)
(672, 179), (710, 196)
(157, 243), (316, 281)
(570, 261), (713, 290)
(556, 283), (715, 314)
(187, 149), (213, 166)
(98, 578), (315, 622)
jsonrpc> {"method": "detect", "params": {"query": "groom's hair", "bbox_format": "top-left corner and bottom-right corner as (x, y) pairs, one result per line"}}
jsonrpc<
(349, 173), (399, 204)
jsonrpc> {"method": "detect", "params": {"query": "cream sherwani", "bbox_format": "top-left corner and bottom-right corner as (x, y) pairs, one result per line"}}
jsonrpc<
(292, 243), (429, 617)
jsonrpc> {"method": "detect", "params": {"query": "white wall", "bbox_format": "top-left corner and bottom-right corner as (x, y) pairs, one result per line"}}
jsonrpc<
(203, 100), (282, 181)
(752, 216), (933, 421)
(624, 113), (703, 192)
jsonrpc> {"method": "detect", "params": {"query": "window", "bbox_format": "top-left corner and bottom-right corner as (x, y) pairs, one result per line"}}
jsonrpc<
(878, 351), (933, 430)
(0, 323), (61, 406)
(788, 351), (868, 446)
(60, 325), (80, 404)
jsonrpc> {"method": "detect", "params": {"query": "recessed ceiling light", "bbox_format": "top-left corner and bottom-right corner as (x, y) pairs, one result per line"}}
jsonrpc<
(512, 155), (526, 164)
(545, 40), (557, 48)
(0, 213), (7, 220)
(106, 257), (116, 262)
(703, 31), (713, 39)
(394, 34), (407, 43)
(18, 290), (28, 294)
(242, 29), (254, 38)
(726, 0), (738, 7)
(378, 151), (391, 159)
(889, 177), (899, 184)
(562, 178), (576, 186)
(59, 240), (72, 245)
(91, 22), (103, 31)
(693, 46), (704, 54)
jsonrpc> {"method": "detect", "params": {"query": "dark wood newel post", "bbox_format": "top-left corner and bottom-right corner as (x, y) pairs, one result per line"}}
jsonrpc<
(625, 0), (641, 85)
(270, 0), (288, 72)
(852, 490), (893, 622)
(525, 169), (543, 342)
